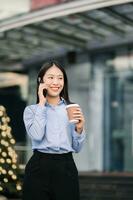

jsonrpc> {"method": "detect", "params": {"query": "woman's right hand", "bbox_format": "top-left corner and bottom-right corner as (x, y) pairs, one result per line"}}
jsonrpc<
(38, 83), (48, 106)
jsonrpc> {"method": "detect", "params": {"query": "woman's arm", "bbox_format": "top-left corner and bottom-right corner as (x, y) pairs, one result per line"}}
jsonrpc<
(23, 105), (47, 141)
(71, 107), (86, 152)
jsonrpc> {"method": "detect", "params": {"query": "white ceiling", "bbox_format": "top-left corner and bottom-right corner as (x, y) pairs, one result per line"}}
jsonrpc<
(1, 1), (133, 64)
(0, 0), (30, 20)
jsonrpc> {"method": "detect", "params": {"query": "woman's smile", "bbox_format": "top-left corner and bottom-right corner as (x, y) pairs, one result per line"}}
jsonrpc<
(50, 87), (59, 91)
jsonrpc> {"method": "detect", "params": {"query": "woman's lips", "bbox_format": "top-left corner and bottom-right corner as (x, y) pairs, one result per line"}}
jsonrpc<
(50, 87), (59, 91)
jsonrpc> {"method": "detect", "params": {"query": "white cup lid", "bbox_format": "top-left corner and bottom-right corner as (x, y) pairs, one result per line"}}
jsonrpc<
(66, 104), (79, 108)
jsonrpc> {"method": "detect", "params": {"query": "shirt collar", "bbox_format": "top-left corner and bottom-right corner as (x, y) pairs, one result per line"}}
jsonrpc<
(45, 97), (67, 107)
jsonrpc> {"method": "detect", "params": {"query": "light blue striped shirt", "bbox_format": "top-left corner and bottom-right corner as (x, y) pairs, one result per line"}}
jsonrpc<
(23, 99), (85, 154)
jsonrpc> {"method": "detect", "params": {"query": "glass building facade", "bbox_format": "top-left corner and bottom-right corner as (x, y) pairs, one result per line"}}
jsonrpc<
(64, 48), (133, 173)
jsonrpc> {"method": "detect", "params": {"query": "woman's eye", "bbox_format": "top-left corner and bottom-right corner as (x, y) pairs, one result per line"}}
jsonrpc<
(48, 77), (53, 79)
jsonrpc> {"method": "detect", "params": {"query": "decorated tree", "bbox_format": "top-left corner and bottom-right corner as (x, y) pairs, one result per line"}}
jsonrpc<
(0, 105), (22, 196)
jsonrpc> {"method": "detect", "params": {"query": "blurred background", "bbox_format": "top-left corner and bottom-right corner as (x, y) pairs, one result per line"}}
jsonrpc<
(1, 0), (133, 199)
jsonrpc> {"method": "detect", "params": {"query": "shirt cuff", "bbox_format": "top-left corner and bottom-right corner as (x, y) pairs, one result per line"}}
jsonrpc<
(73, 128), (86, 139)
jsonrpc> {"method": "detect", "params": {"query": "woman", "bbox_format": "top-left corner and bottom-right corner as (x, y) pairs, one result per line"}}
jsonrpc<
(23, 60), (86, 200)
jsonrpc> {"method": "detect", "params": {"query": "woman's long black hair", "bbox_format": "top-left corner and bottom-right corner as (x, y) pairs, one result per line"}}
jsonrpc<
(36, 60), (71, 104)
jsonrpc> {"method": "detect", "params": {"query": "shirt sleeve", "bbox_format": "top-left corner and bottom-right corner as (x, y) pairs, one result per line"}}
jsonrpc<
(71, 124), (86, 153)
(23, 105), (47, 141)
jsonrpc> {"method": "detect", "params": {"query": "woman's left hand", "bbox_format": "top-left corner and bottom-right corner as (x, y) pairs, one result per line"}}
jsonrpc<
(73, 107), (85, 134)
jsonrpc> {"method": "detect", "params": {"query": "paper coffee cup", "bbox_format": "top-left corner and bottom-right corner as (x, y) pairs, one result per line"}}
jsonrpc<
(66, 104), (80, 123)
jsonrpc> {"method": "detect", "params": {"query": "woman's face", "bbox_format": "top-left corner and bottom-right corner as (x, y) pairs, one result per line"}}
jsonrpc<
(43, 65), (64, 98)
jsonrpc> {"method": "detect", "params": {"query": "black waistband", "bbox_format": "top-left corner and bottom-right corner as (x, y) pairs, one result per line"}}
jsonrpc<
(33, 150), (73, 160)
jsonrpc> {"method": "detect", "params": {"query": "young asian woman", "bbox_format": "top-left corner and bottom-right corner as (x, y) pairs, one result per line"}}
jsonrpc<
(22, 60), (86, 200)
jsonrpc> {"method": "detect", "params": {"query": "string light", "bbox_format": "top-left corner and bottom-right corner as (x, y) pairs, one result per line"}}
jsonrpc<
(12, 164), (17, 169)
(8, 170), (13, 176)
(0, 105), (22, 194)
(2, 169), (7, 174)
(1, 131), (6, 137)
(5, 141), (9, 147)
(10, 138), (16, 144)
(6, 117), (10, 122)
(0, 186), (3, 191)
(12, 175), (17, 180)
(2, 151), (7, 157)
(16, 184), (22, 191)
(0, 111), (3, 117)
(0, 158), (5, 163)
(7, 147), (12, 151)
(6, 158), (11, 164)
(1, 117), (7, 123)
(0, 106), (5, 111)
(3, 178), (8, 183)
(1, 125), (7, 131)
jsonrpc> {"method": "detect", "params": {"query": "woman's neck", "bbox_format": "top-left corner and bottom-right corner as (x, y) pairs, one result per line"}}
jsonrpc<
(47, 96), (61, 106)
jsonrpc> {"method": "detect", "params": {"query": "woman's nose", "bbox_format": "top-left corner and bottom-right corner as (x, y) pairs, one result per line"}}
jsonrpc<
(52, 78), (59, 84)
